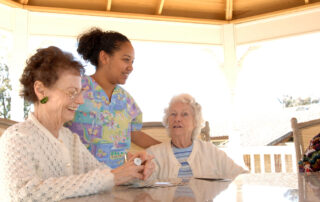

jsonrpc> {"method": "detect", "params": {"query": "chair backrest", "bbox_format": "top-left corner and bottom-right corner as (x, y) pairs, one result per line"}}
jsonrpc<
(129, 121), (211, 153)
(199, 121), (210, 142)
(129, 122), (167, 153)
(291, 117), (320, 168)
(0, 118), (17, 137)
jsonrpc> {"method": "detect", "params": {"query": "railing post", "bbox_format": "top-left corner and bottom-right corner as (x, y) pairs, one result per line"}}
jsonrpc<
(250, 154), (254, 173)
(261, 154), (265, 173)
(292, 150), (297, 173)
(271, 154), (275, 173)
(281, 154), (286, 173)
(231, 145), (296, 173)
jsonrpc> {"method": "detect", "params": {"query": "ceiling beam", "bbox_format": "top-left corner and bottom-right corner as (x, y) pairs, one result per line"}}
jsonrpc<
(19, 0), (28, 4)
(5, 0), (320, 25)
(225, 0), (233, 20)
(0, 0), (22, 7)
(23, 5), (226, 25)
(106, 0), (112, 11)
(155, 0), (165, 15)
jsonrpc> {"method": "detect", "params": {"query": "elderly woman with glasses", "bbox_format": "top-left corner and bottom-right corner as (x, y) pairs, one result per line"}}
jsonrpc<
(145, 94), (247, 182)
(0, 46), (154, 202)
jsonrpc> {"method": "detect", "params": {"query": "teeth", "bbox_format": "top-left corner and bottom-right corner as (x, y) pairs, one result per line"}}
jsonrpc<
(67, 106), (78, 111)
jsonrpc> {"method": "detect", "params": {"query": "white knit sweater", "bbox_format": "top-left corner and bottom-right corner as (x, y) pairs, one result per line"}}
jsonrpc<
(146, 139), (248, 181)
(0, 113), (114, 202)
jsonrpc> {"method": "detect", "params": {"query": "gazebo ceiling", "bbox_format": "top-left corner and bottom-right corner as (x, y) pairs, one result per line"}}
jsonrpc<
(5, 0), (320, 24)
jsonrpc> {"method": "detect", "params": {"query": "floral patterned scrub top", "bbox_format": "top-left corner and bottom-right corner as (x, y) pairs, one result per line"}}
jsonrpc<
(66, 75), (143, 169)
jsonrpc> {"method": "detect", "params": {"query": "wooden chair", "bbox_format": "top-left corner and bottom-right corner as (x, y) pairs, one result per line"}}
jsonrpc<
(0, 118), (17, 137)
(199, 121), (210, 142)
(129, 121), (211, 153)
(291, 117), (320, 171)
(129, 122), (167, 153)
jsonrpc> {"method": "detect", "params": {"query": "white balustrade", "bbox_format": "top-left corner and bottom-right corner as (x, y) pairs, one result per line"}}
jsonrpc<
(220, 144), (297, 173)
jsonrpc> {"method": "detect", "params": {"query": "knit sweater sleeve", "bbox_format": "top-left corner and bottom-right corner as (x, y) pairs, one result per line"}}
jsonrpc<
(207, 142), (248, 179)
(0, 128), (114, 202)
(72, 131), (109, 172)
(144, 146), (161, 183)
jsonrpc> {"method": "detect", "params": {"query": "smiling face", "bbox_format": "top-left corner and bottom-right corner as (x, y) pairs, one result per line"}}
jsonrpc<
(44, 70), (84, 124)
(167, 102), (195, 141)
(103, 41), (135, 85)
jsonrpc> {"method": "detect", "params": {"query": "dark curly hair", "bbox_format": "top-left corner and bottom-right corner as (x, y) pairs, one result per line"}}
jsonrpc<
(20, 46), (84, 103)
(77, 27), (130, 67)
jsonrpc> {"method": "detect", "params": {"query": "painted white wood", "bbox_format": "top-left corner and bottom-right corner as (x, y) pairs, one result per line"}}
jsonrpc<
(250, 154), (255, 173)
(222, 24), (237, 91)
(27, 12), (223, 45)
(261, 154), (265, 173)
(281, 154), (286, 172)
(0, 4), (13, 31)
(235, 7), (320, 45)
(222, 145), (296, 173)
(271, 154), (275, 173)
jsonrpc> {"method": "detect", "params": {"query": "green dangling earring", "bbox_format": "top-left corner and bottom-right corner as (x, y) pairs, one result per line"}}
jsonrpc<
(40, 96), (48, 104)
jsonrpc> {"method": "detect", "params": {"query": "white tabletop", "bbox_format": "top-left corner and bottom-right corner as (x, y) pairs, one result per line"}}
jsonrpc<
(61, 172), (320, 202)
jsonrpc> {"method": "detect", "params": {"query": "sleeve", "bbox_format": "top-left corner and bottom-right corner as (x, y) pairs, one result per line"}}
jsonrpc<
(129, 96), (143, 132)
(131, 112), (143, 131)
(145, 147), (161, 182)
(74, 132), (109, 172)
(0, 131), (114, 202)
(211, 145), (248, 179)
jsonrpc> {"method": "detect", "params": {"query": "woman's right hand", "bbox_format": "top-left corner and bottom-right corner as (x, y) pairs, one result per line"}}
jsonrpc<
(127, 151), (155, 180)
(111, 161), (144, 185)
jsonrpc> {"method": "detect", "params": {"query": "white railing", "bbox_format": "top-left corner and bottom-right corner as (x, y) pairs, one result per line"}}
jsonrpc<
(221, 144), (297, 173)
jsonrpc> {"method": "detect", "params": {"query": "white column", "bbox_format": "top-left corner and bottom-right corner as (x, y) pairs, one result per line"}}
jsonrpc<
(9, 8), (28, 122)
(222, 24), (237, 86)
(222, 24), (244, 165)
(222, 23), (237, 131)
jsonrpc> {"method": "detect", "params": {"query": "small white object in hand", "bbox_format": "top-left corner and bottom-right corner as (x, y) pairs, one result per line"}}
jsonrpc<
(134, 158), (142, 166)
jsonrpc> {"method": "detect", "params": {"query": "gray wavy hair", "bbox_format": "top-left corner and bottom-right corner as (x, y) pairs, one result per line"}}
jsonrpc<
(162, 93), (204, 140)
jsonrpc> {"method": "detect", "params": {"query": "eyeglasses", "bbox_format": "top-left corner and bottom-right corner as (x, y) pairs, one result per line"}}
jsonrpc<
(62, 87), (86, 101)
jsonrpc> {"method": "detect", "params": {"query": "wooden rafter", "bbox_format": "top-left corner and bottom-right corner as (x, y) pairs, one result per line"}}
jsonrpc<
(106, 0), (112, 11)
(23, 5), (226, 25)
(8, 0), (320, 25)
(19, 0), (29, 4)
(155, 0), (165, 15)
(225, 0), (233, 20)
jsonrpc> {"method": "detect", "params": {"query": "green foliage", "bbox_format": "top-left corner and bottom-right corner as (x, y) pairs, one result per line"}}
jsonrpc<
(0, 59), (11, 118)
(23, 100), (32, 119)
(280, 95), (319, 108)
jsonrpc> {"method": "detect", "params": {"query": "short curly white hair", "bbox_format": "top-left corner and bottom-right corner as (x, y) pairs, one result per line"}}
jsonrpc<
(162, 93), (204, 140)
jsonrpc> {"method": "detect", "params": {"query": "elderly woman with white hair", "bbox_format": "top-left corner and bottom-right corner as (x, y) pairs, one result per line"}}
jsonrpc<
(146, 94), (247, 181)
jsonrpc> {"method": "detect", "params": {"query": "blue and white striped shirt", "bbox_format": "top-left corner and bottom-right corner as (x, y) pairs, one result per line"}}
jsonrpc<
(172, 143), (193, 178)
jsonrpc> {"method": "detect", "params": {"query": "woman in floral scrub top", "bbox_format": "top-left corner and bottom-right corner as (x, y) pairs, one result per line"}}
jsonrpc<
(67, 28), (160, 168)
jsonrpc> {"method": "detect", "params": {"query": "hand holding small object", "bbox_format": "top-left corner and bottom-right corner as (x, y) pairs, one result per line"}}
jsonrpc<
(134, 158), (142, 166)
